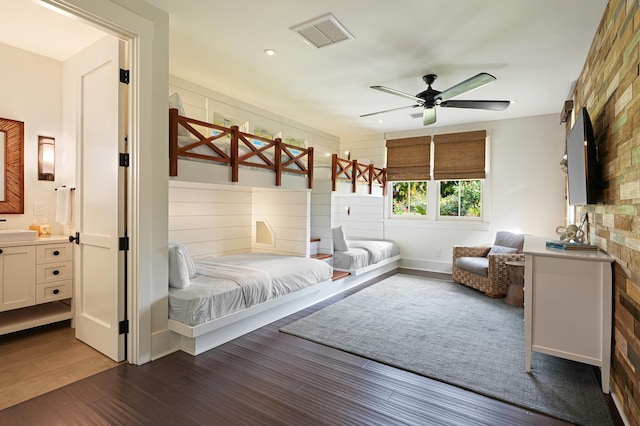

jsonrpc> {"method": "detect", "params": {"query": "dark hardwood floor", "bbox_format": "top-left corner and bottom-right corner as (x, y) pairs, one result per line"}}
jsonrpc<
(0, 270), (621, 425)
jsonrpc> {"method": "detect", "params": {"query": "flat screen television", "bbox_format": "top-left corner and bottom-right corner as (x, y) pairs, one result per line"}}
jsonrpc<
(566, 107), (600, 205)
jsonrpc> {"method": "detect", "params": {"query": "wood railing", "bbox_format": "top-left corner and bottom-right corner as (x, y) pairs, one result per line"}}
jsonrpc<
(169, 108), (313, 188)
(331, 154), (386, 195)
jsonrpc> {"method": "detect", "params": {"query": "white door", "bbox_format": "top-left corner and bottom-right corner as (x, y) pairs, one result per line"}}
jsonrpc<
(73, 36), (127, 362)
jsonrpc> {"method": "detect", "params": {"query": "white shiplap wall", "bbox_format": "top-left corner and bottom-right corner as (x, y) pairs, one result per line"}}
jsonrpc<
(169, 181), (310, 258)
(251, 189), (310, 256)
(310, 177), (386, 255)
(310, 180), (334, 254)
(333, 194), (384, 239)
(168, 181), (253, 257)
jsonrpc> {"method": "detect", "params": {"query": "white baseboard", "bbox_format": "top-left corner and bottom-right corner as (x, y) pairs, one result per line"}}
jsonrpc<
(150, 328), (181, 360)
(399, 257), (452, 274)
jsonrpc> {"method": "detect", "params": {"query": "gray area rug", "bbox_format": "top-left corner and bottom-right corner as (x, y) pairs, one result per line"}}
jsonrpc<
(280, 274), (613, 426)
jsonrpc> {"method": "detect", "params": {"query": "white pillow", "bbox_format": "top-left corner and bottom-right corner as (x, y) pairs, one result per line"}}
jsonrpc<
(332, 226), (350, 251)
(168, 243), (196, 288)
(168, 92), (189, 137)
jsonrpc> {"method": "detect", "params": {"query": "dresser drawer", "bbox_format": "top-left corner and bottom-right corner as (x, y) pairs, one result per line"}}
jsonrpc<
(36, 261), (73, 284)
(37, 243), (72, 264)
(36, 279), (72, 304)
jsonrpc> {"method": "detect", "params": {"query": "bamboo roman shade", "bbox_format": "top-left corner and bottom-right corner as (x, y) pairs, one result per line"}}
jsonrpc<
(433, 130), (486, 180)
(385, 136), (431, 181)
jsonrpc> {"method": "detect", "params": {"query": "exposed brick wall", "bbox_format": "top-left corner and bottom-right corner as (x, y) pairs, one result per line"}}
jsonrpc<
(571, 1), (640, 423)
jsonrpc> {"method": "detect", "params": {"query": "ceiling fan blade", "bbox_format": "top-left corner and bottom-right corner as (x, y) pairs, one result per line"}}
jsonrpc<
(439, 100), (511, 111)
(371, 85), (424, 103)
(435, 72), (496, 102)
(360, 104), (421, 118)
(423, 107), (436, 126)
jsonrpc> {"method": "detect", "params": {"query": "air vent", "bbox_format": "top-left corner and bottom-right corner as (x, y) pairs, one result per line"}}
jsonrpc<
(290, 13), (354, 49)
(410, 112), (423, 119)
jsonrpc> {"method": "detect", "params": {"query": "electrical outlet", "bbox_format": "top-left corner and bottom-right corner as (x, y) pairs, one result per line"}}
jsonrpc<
(435, 249), (442, 257)
(33, 202), (44, 216)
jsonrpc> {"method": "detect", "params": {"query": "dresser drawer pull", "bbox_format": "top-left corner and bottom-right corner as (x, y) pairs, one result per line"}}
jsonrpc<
(53, 250), (60, 256)
(53, 289), (60, 295)
(53, 270), (60, 276)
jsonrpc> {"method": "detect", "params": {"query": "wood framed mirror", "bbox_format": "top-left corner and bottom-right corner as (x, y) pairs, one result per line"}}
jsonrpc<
(0, 118), (24, 214)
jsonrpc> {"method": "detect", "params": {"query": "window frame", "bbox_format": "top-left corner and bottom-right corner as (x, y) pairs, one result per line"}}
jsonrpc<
(436, 179), (484, 221)
(387, 178), (490, 224)
(390, 181), (429, 217)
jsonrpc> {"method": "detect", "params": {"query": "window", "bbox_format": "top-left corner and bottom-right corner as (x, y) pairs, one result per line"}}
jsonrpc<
(252, 127), (274, 148)
(386, 130), (487, 221)
(284, 137), (306, 156)
(212, 114), (237, 139)
(439, 180), (482, 218)
(284, 137), (306, 148)
(392, 181), (428, 216)
(391, 179), (482, 219)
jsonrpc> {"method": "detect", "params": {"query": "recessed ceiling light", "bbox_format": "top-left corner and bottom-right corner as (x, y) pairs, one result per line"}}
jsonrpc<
(264, 49), (276, 56)
(378, 119), (384, 123)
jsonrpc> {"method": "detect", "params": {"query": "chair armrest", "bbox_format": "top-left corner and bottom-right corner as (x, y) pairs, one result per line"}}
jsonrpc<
(452, 245), (491, 260)
(487, 253), (525, 285)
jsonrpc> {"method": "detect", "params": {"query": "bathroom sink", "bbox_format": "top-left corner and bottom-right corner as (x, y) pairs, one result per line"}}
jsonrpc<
(0, 229), (39, 242)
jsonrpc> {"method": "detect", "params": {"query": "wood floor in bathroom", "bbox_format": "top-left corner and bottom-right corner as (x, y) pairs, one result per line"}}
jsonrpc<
(0, 321), (119, 410)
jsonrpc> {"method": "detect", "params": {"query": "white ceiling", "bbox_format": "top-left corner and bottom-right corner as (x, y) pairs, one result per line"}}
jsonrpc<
(0, 0), (104, 61)
(2, 0), (607, 138)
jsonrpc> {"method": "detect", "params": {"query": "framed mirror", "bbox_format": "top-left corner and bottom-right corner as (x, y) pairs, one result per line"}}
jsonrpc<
(0, 118), (24, 214)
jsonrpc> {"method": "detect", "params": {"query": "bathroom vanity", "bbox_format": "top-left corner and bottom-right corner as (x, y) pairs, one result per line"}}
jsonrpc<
(0, 235), (73, 335)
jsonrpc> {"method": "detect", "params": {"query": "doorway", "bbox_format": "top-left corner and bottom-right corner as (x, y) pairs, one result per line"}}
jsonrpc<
(1, 0), (165, 371)
(0, 1), (133, 366)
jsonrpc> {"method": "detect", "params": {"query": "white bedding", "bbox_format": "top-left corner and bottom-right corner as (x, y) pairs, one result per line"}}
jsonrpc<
(169, 253), (333, 326)
(333, 239), (401, 271)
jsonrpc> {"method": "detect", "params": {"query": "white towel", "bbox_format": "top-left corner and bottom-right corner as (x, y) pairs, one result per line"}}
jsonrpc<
(55, 187), (72, 225)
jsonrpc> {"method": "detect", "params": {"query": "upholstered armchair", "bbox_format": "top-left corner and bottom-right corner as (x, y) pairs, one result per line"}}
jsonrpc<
(452, 231), (525, 297)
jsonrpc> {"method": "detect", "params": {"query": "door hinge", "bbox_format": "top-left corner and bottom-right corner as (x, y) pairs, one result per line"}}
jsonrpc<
(119, 236), (129, 251)
(119, 153), (130, 167)
(119, 68), (130, 85)
(119, 319), (129, 335)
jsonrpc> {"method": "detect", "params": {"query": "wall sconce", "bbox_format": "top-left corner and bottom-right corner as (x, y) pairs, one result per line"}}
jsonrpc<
(345, 206), (351, 216)
(560, 100), (574, 124)
(38, 136), (55, 181)
(345, 150), (350, 160)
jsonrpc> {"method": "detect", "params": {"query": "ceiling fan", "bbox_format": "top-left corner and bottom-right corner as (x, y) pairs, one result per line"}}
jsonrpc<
(361, 72), (511, 126)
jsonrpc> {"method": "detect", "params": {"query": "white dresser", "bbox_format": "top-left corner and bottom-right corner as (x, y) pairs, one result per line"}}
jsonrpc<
(0, 235), (73, 335)
(523, 235), (614, 393)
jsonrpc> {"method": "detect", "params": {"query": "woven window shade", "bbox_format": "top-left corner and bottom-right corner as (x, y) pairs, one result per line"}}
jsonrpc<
(385, 136), (431, 181)
(433, 130), (486, 180)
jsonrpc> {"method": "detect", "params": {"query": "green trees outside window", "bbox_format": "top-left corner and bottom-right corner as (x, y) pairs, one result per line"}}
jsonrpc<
(439, 180), (482, 217)
(392, 182), (427, 216)
(391, 180), (482, 218)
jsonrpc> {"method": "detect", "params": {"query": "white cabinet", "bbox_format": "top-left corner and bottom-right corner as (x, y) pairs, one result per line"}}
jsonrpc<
(523, 236), (614, 393)
(0, 246), (36, 311)
(0, 237), (74, 335)
(36, 241), (73, 304)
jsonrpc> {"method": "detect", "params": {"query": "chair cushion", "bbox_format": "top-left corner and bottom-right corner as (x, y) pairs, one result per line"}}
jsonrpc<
(494, 231), (525, 253)
(488, 245), (518, 256)
(455, 257), (489, 277)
